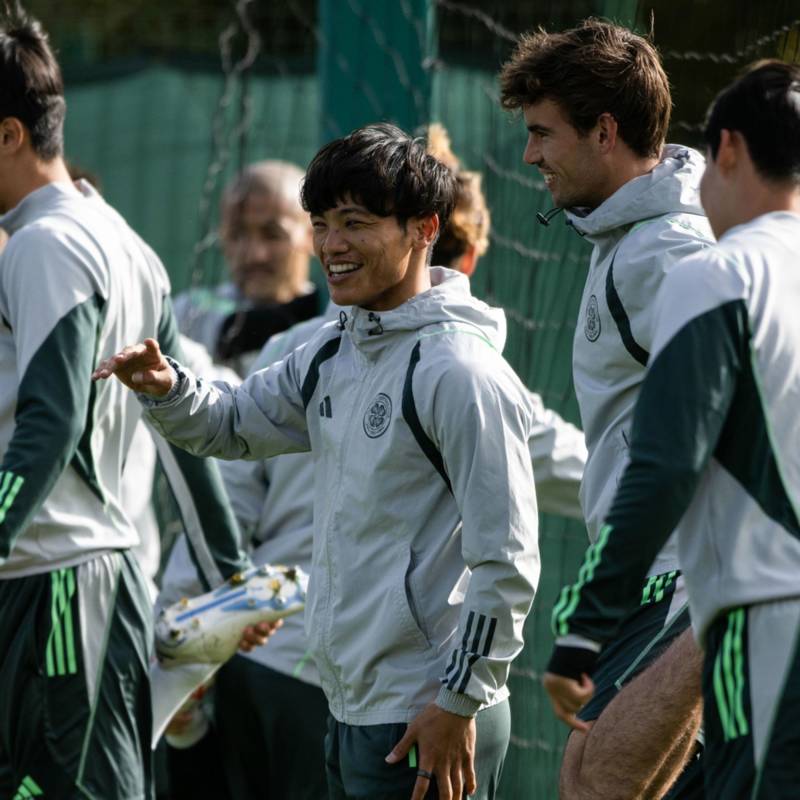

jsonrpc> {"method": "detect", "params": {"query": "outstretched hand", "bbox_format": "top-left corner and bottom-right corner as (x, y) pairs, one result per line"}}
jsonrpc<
(385, 702), (477, 799)
(92, 338), (174, 397)
(542, 671), (595, 732)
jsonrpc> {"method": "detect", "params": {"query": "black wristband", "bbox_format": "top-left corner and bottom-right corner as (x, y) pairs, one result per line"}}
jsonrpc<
(546, 645), (599, 681)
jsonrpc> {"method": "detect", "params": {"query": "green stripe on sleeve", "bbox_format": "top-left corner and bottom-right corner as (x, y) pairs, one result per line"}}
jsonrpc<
(0, 474), (24, 524)
(0, 470), (12, 505)
(641, 576), (656, 605)
(552, 524), (612, 636)
(22, 775), (43, 796)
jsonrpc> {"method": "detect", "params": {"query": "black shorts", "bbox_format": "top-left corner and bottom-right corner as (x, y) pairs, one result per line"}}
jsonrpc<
(703, 599), (800, 800)
(579, 570), (689, 722)
(214, 655), (330, 799)
(0, 551), (154, 800)
(578, 570), (705, 799)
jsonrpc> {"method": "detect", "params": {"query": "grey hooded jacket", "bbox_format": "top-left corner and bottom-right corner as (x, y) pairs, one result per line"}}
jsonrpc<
(159, 303), (586, 688)
(0, 181), (248, 583)
(143, 267), (540, 724)
(568, 145), (714, 576)
(553, 211), (800, 660)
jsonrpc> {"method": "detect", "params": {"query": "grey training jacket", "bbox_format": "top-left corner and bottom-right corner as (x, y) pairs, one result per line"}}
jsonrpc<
(160, 303), (585, 687)
(554, 211), (800, 651)
(144, 267), (540, 724)
(568, 145), (714, 576)
(0, 181), (248, 583)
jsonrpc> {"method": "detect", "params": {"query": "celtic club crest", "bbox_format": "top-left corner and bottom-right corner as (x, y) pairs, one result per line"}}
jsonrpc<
(584, 294), (601, 342)
(363, 393), (392, 438)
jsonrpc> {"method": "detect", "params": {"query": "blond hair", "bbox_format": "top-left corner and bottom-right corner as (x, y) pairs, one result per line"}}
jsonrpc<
(427, 123), (490, 265)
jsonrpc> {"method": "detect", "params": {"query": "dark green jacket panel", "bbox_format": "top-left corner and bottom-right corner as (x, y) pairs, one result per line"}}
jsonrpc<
(0, 295), (104, 561)
(554, 301), (747, 643)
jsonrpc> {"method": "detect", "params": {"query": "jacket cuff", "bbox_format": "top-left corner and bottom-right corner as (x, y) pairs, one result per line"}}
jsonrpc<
(546, 645), (600, 681)
(435, 687), (481, 718)
(137, 357), (183, 407)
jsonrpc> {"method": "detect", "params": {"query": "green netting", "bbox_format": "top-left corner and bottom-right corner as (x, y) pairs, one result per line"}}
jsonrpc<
(63, 64), (320, 294)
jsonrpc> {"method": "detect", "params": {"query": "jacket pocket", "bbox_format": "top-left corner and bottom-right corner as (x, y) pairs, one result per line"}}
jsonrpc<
(615, 427), (631, 486)
(400, 545), (433, 650)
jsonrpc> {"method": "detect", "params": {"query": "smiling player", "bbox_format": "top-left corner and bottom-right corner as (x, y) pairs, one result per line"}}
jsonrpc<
(94, 122), (540, 800)
(544, 58), (800, 800)
(500, 19), (714, 799)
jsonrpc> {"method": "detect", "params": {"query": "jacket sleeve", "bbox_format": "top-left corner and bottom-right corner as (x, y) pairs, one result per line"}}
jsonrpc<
(547, 297), (746, 679)
(429, 349), (540, 716)
(150, 298), (251, 586)
(527, 390), (586, 519)
(141, 329), (324, 462)
(0, 229), (106, 564)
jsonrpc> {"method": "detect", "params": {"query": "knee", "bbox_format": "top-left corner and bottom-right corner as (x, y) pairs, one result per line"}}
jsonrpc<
(558, 728), (644, 800)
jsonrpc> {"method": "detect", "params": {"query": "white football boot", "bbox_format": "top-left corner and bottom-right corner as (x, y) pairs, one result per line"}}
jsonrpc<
(155, 563), (308, 666)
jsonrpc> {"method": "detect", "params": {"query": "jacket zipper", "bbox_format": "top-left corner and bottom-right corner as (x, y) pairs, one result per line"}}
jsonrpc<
(320, 342), (372, 717)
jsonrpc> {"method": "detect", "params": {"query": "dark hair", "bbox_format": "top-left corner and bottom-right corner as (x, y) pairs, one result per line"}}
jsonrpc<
(301, 123), (457, 230)
(704, 59), (800, 184)
(499, 19), (671, 159)
(0, 8), (65, 160)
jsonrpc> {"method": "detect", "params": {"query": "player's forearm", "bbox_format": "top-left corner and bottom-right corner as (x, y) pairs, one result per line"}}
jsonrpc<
(439, 554), (538, 714)
(547, 514), (675, 680)
(142, 355), (310, 463)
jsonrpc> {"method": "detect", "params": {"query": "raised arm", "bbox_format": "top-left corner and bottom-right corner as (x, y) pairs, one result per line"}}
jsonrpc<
(93, 328), (315, 463)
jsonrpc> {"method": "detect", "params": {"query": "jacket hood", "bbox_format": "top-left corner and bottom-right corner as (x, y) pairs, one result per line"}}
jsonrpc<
(344, 266), (507, 354)
(565, 145), (706, 240)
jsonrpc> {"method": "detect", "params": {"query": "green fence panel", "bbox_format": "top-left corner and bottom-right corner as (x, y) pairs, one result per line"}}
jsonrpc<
(318, 0), (435, 140)
(63, 64), (319, 295)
